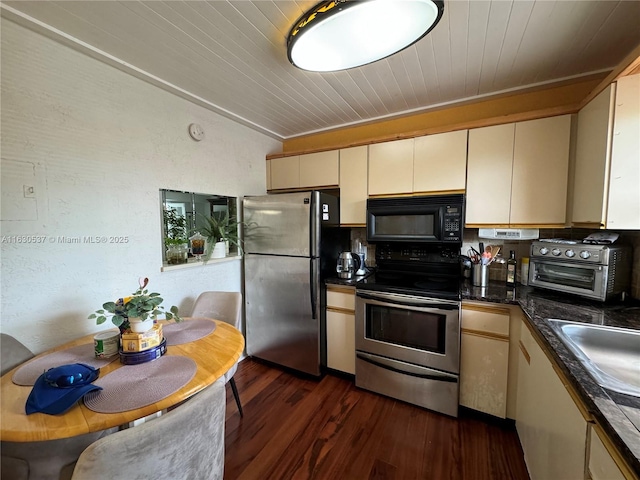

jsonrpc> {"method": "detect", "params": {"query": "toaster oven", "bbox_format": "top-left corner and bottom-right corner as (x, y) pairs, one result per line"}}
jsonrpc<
(529, 240), (631, 301)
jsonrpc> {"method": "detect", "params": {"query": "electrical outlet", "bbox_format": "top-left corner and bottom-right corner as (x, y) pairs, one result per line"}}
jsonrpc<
(23, 185), (35, 198)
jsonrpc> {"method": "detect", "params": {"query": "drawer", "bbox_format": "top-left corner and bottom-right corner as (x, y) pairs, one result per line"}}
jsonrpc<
(461, 303), (510, 337)
(327, 287), (355, 311)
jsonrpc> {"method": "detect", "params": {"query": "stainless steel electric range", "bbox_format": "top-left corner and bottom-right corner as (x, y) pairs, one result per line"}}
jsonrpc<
(355, 243), (462, 417)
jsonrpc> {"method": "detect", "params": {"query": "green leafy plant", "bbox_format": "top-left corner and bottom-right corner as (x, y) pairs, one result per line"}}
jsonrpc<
(199, 210), (250, 260)
(163, 207), (188, 246)
(88, 278), (182, 331)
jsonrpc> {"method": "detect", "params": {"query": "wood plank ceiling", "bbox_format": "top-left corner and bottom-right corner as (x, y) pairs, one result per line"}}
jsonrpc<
(2, 1), (639, 140)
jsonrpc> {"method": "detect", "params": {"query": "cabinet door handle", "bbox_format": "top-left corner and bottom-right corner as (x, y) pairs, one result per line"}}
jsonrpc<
(519, 340), (531, 365)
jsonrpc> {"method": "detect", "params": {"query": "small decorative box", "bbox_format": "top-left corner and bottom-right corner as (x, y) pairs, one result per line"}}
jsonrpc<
(119, 338), (167, 365)
(121, 323), (163, 352)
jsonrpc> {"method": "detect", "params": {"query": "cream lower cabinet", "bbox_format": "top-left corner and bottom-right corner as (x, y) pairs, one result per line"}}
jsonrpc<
(339, 146), (368, 226)
(460, 302), (510, 418)
(326, 286), (356, 375)
(516, 316), (589, 480)
(588, 425), (627, 480)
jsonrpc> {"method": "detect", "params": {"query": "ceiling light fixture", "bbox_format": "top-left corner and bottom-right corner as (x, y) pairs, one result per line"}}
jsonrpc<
(287, 0), (444, 72)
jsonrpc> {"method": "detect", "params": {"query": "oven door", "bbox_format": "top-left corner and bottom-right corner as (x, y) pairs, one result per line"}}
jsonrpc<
(529, 259), (606, 301)
(355, 290), (461, 374)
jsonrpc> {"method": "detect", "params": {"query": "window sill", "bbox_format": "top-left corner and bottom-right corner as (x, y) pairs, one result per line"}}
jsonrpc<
(160, 254), (242, 272)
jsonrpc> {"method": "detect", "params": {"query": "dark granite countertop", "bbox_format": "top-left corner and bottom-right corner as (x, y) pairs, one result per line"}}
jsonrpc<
(463, 280), (640, 475)
(325, 273), (372, 287)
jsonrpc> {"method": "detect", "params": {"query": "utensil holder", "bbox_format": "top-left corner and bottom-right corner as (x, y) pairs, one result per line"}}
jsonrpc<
(472, 264), (489, 287)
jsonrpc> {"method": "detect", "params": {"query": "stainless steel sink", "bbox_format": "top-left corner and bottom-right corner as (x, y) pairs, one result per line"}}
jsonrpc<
(547, 319), (640, 397)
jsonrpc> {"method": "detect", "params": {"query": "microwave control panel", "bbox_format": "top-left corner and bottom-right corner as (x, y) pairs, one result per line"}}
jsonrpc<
(443, 206), (462, 242)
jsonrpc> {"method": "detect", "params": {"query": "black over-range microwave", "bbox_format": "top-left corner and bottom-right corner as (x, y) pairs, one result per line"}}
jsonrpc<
(366, 194), (464, 243)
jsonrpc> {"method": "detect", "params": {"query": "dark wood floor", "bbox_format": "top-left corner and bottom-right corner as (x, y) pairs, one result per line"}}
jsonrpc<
(224, 358), (530, 480)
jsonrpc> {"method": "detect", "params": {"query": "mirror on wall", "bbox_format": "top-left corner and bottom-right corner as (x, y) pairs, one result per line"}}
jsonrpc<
(160, 189), (238, 266)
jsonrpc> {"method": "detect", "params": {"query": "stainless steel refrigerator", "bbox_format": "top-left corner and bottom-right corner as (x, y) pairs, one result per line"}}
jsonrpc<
(243, 191), (348, 376)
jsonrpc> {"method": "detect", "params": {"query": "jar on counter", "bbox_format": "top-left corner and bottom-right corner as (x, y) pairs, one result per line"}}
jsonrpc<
(521, 257), (530, 286)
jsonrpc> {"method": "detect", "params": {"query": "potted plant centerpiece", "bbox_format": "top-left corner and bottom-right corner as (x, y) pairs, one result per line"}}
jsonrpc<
(163, 207), (189, 265)
(89, 277), (182, 334)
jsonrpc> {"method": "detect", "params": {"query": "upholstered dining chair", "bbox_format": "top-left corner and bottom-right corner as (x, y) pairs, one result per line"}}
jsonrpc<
(0, 334), (116, 480)
(70, 377), (226, 480)
(190, 291), (244, 417)
(1, 333), (35, 377)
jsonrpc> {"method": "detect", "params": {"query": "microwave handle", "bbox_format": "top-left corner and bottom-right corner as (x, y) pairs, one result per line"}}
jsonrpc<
(356, 291), (459, 310)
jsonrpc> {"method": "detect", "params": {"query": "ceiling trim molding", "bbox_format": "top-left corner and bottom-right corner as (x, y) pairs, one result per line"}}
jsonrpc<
(578, 42), (640, 110)
(0, 4), (286, 141)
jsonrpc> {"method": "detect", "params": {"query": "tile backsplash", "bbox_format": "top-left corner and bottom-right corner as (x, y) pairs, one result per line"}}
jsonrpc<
(463, 228), (640, 300)
(350, 227), (640, 300)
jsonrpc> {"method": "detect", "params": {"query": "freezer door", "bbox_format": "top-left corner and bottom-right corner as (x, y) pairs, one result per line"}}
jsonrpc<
(243, 192), (314, 256)
(245, 253), (321, 376)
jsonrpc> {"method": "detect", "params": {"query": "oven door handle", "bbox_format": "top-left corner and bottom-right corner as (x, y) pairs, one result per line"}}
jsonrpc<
(356, 353), (457, 383)
(356, 292), (459, 310)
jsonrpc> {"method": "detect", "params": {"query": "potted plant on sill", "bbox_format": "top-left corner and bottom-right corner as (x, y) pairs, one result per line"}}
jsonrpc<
(199, 210), (245, 261)
(89, 277), (183, 334)
(163, 207), (189, 265)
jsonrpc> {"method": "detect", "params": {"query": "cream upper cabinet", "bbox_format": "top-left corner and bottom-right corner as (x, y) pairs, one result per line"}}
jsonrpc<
(326, 286), (356, 375)
(571, 75), (640, 229)
(466, 115), (571, 227)
(368, 138), (414, 195)
(571, 85), (615, 226)
(269, 151), (339, 191)
(510, 115), (571, 226)
(607, 74), (640, 229)
(460, 302), (510, 418)
(466, 123), (515, 225)
(266, 159), (272, 191)
(299, 150), (339, 188)
(270, 156), (300, 190)
(516, 318), (588, 480)
(413, 130), (468, 194)
(339, 145), (368, 226)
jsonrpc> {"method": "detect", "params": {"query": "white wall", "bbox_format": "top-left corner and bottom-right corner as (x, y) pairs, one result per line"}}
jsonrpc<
(0, 18), (281, 353)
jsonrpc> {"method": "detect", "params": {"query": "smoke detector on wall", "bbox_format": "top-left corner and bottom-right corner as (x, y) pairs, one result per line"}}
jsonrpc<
(188, 123), (204, 141)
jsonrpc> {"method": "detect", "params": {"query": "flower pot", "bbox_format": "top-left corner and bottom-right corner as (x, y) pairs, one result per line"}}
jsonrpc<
(129, 317), (155, 333)
(211, 241), (226, 259)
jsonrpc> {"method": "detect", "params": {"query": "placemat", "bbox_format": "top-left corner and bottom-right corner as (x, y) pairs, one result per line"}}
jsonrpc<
(12, 344), (118, 386)
(163, 318), (216, 345)
(83, 355), (197, 413)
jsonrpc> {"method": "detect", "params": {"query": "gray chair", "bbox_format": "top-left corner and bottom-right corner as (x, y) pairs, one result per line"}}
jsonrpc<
(70, 377), (226, 480)
(190, 291), (243, 417)
(1, 333), (35, 376)
(0, 333), (116, 480)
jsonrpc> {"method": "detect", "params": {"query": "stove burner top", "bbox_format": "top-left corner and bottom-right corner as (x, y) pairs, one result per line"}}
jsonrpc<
(357, 271), (461, 301)
(414, 278), (453, 290)
(357, 242), (462, 301)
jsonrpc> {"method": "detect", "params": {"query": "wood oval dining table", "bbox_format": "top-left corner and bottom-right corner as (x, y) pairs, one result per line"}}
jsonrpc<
(0, 319), (244, 442)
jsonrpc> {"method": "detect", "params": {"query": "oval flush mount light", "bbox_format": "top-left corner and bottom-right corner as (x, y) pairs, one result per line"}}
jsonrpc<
(287, 0), (444, 72)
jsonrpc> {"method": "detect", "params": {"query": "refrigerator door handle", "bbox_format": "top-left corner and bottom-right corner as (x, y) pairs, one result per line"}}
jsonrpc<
(310, 258), (317, 320)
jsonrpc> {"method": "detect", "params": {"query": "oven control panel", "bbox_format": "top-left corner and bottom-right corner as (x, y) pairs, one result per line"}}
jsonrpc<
(531, 241), (607, 264)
